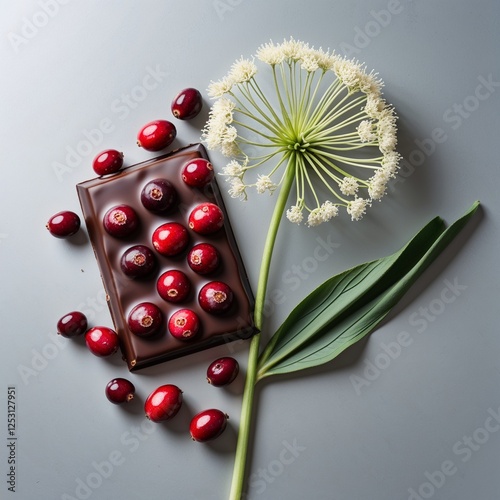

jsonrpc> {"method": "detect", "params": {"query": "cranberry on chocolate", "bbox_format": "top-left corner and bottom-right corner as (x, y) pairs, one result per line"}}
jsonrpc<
(103, 204), (139, 238)
(157, 270), (191, 303)
(198, 281), (234, 315)
(181, 158), (214, 188)
(187, 243), (220, 274)
(140, 178), (178, 213)
(188, 202), (224, 234)
(127, 302), (163, 337)
(120, 245), (157, 279)
(152, 222), (189, 256)
(168, 309), (200, 340)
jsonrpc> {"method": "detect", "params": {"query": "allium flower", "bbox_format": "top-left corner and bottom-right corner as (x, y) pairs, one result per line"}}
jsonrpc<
(286, 204), (304, 224)
(228, 177), (247, 200)
(255, 175), (277, 194)
(347, 198), (370, 221)
(202, 37), (401, 225)
(229, 58), (258, 83)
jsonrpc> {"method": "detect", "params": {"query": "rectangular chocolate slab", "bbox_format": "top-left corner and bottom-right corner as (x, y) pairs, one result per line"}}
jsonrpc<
(77, 144), (257, 371)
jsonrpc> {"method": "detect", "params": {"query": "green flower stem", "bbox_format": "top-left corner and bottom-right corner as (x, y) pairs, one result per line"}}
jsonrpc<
(228, 157), (296, 500)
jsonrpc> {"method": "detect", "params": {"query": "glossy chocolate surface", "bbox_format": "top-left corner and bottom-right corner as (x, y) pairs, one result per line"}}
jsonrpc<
(77, 144), (257, 371)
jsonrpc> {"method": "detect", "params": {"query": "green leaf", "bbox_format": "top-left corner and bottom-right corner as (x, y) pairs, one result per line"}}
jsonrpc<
(257, 201), (480, 379)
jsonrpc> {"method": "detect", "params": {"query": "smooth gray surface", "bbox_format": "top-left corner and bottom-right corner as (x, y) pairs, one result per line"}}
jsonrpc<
(1, 1), (499, 499)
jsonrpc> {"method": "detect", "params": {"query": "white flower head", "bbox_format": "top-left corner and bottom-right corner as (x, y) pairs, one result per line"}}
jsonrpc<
(307, 208), (323, 227)
(381, 151), (401, 177)
(333, 57), (364, 90)
(364, 93), (385, 119)
(286, 204), (303, 224)
(221, 159), (246, 178)
(347, 198), (369, 221)
(201, 119), (226, 150)
(320, 200), (339, 222)
(357, 120), (376, 143)
(300, 51), (319, 73)
(229, 57), (258, 84)
(228, 177), (247, 200)
(307, 201), (339, 226)
(220, 140), (240, 158)
(222, 125), (238, 144)
(368, 169), (390, 201)
(377, 108), (398, 153)
(358, 71), (383, 96)
(255, 175), (277, 194)
(314, 48), (338, 71)
(211, 97), (236, 124)
(256, 41), (285, 66)
(207, 76), (234, 99)
(279, 37), (309, 61)
(339, 177), (359, 196)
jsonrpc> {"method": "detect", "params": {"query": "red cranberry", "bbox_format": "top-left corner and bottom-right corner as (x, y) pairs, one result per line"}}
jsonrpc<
(137, 120), (176, 151)
(188, 202), (224, 234)
(145, 384), (183, 422)
(46, 211), (80, 238)
(127, 302), (163, 337)
(157, 270), (191, 303)
(103, 204), (139, 238)
(105, 378), (135, 404)
(198, 281), (234, 315)
(171, 88), (202, 120)
(120, 245), (156, 279)
(85, 326), (119, 357)
(181, 158), (214, 188)
(141, 178), (178, 213)
(92, 149), (124, 176)
(187, 243), (220, 275)
(168, 309), (200, 340)
(57, 311), (87, 338)
(152, 222), (189, 256)
(190, 409), (228, 442)
(206, 357), (239, 386)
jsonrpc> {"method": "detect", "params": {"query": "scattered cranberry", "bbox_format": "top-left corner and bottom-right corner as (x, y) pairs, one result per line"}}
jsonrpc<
(168, 309), (200, 340)
(46, 211), (80, 238)
(120, 245), (156, 279)
(181, 158), (214, 188)
(141, 178), (178, 213)
(57, 311), (87, 338)
(127, 302), (163, 337)
(190, 409), (228, 442)
(103, 204), (139, 238)
(198, 281), (234, 315)
(137, 120), (176, 151)
(85, 326), (119, 357)
(152, 222), (189, 256)
(207, 357), (239, 386)
(92, 149), (124, 176)
(171, 88), (203, 120)
(188, 202), (224, 234)
(157, 270), (191, 303)
(145, 384), (183, 422)
(187, 243), (220, 275)
(105, 378), (135, 404)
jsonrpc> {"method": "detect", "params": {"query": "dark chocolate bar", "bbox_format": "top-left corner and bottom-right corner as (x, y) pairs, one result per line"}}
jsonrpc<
(77, 144), (257, 371)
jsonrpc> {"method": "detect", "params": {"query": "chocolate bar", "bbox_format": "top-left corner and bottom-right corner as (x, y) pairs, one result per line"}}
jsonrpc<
(77, 144), (257, 371)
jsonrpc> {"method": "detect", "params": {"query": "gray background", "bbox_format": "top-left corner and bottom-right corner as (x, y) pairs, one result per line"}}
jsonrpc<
(1, 1), (499, 499)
